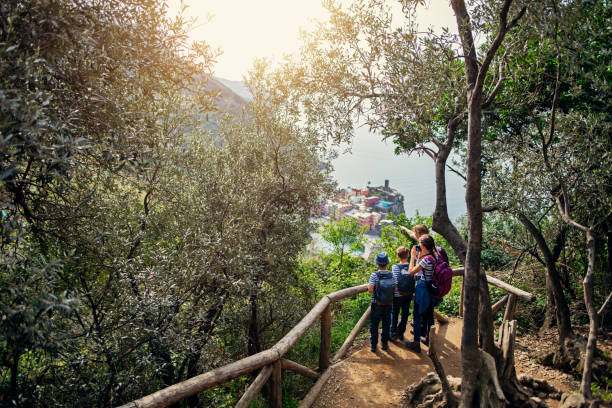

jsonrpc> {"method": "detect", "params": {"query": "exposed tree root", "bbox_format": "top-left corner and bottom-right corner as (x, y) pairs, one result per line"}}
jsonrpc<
(517, 375), (563, 400)
(536, 335), (611, 383)
(403, 321), (562, 408)
(400, 372), (461, 408)
(537, 335), (584, 372)
(400, 372), (557, 408)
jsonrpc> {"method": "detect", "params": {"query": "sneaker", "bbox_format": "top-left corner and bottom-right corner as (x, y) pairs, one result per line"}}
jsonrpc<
(370, 345), (377, 352)
(421, 337), (429, 346)
(381, 343), (389, 351)
(390, 334), (398, 341)
(405, 341), (421, 353)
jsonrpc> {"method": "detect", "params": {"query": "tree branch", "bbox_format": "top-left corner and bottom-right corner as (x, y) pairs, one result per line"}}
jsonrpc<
(554, 194), (588, 233)
(475, 2), (526, 96)
(446, 164), (467, 181)
(483, 58), (506, 108)
(598, 291), (612, 317)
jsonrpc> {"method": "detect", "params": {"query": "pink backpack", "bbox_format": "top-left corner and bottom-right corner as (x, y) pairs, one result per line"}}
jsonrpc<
(424, 255), (453, 299)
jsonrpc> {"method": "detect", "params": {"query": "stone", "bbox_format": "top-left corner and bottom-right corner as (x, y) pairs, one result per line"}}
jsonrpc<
(559, 393), (586, 408)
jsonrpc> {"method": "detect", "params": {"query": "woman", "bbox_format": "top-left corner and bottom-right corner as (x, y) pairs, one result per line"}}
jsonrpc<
(405, 234), (438, 353)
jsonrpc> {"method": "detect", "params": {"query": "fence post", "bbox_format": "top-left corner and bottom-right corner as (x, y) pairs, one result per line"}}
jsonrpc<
(269, 360), (282, 408)
(319, 304), (331, 371)
(503, 294), (517, 323)
(459, 278), (465, 317)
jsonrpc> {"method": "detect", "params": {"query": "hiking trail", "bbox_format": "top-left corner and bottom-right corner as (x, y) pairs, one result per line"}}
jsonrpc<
(310, 318), (575, 408)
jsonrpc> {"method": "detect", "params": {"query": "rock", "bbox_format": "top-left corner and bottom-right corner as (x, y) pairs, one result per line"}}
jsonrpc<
(538, 392), (547, 399)
(559, 393), (586, 408)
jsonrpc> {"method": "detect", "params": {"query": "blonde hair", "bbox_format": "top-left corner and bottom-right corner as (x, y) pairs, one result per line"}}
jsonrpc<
(413, 224), (429, 236)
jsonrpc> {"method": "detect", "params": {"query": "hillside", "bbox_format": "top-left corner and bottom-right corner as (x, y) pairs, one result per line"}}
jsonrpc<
(207, 77), (248, 115)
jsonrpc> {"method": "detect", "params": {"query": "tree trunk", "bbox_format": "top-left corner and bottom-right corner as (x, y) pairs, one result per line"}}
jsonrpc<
(9, 349), (19, 405)
(460, 87), (485, 407)
(517, 213), (573, 341)
(432, 143), (467, 265)
(580, 229), (597, 398)
(608, 226), (612, 295)
(248, 293), (262, 356)
(541, 277), (556, 331)
(479, 273), (498, 358)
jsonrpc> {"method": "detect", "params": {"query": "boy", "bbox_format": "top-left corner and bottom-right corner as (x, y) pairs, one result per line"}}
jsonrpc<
(390, 246), (414, 341)
(368, 251), (397, 352)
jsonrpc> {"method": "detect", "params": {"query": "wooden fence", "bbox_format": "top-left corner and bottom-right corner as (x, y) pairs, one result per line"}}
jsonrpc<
(118, 269), (534, 408)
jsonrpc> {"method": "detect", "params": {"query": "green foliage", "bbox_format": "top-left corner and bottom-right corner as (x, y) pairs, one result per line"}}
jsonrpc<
(0, 1), (329, 406)
(591, 377), (612, 403)
(379, 213), (460, 267)
(436, 276), (463, 316)
(319, 217), (366, 270)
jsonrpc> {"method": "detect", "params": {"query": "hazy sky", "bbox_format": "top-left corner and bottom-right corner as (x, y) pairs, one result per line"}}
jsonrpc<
(167, 0), (457, 80)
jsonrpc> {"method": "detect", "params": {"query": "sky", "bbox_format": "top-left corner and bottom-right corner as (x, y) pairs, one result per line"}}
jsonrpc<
(167, 0), (458, 81)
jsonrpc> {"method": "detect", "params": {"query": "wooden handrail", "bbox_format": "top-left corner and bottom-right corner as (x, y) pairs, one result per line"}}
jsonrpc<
(451, 269), (536, 302)
(117, 284), (369, 408)
(117, 272), (535, 408)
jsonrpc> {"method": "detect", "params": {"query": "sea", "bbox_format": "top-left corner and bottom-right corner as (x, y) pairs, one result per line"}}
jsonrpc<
(332, 126), (466, 221)
(307, 126), (466, 256)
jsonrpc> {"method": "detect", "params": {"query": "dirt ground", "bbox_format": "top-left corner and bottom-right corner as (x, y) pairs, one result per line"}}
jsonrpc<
(312, 319), (463, 408)
(311, 318), (592, 408)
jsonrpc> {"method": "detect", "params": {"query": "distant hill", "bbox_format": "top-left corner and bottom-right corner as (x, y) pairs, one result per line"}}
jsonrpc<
(206, 77), (248, 115)
(216, 78), (253, 101)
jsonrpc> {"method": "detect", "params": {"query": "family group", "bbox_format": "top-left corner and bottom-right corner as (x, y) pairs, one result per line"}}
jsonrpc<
(367, 224), (453, 353)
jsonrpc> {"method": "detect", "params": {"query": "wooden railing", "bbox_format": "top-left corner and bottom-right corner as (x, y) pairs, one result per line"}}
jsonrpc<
(117, 269), (534, 408)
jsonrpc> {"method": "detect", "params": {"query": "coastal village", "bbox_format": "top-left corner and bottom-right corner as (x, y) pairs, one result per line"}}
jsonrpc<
(317, 180), (405, 234)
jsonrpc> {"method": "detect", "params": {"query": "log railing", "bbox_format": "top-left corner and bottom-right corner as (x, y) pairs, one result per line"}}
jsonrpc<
(117, 269), (534, 408)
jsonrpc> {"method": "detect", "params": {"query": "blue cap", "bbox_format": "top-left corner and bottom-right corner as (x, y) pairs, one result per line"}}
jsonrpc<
(374, 251), (390, 265)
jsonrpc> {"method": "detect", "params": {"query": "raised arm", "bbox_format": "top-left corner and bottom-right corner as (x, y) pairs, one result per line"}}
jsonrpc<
(409, 246), (422, 275)
(400, 225), (417, 240)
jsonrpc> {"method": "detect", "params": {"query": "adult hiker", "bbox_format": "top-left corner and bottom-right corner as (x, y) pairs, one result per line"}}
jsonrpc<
(400, 224), (449, 264)
(405, 234), (438, 353)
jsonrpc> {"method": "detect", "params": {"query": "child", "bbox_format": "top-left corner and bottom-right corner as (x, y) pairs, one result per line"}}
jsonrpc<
(368, 251), (397, 352)
(405, 234), (438, 353)
(390, 246), (414, 341)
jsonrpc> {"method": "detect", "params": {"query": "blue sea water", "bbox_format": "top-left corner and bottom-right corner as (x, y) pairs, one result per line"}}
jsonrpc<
(332, 126), (466, 222)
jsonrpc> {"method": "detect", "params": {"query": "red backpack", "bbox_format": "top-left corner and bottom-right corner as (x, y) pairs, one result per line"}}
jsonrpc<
(424, 255), (453, 299)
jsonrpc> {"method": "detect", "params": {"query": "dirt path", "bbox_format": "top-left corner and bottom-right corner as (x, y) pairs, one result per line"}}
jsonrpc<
(312, 318), (463, 408)
(311, 318), (580, 408)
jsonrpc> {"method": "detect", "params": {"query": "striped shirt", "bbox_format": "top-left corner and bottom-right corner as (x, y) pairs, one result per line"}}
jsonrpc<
(418, 256), (435, 282)
(368, 270), (398, 303)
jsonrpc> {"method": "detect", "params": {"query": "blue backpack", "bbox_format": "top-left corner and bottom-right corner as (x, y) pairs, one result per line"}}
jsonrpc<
(374, 271), (395, 305)
(396, 264), (415, 294)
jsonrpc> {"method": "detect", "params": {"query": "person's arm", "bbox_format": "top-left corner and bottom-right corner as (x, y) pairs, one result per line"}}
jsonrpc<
(392, 264), (399, 293)
(409, 246), (422, 275)
(400, 225), (417, 240)
(368, 272), (376, 293)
